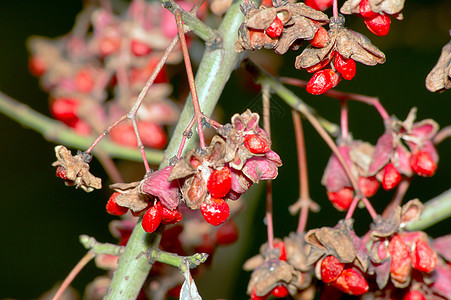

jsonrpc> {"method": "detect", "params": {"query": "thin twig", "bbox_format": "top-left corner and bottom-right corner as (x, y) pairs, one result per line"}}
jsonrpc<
(51, 251), (96, 300)
(433, 125), (451, 145)
(175, 9), (207, 149)
(382, 178), (411, 218)
(291, 110), (314, 234)
(262, 84), (274, 248)
(280, 77), (390, 121)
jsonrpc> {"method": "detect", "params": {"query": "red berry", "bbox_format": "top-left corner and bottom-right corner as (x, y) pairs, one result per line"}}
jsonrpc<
(309, 26), (329, 48)
(98, 36), (121, 57)
(304, 0), (333, 11)
(75, 68), (95, 93)
(200, 198), (230, 226)
(156, 202), (183, 225)
(404, 290), (426, 300)
(334, 52), (356, 80)
(130, 39), (152, 56)
(216, 220), (239, 245)
(50, 97), (80, 127)
(273, 241), (287, 261)
(56, 166), (68, 180)
(410, 150), (437, 177)
(388, 235), (412, 284)
(359, 0), (378, 18)
(109, 123), (137, 147)
(364, 14), (391, 36)
(142, 205), (162, 233)
(260, 0), (273, 7)
(321, 255), (345, 283)
(327, 187), (354, 211)
(358, 176), (379, 197)
(106, 192), (129, 216)
(332, 268), (369, 296)
(28, 56), (46, 77)
(382, 163), (402, 190)
(207, 167), (232, 198)
(306, 69), (340, 95)
(251, 287), (267, 300)
(305, 55), (332, 73)
(138, 121), (168, 150)
(271, 284), (289, 298)
(411, 239), (437, 273)
(244, 134), (270, 154)
(265, 16), (283, 39)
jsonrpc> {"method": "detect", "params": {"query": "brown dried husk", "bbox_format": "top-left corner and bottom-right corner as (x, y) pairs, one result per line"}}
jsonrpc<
(295, 16), (385, 70)
(235, 2), (329, 54)
(110, 181), (150, 212)
(340, 0), (405, 19)
(247, 259), (296, 296)
(52, 145), (102, 192)
(426, 40), (451, 92)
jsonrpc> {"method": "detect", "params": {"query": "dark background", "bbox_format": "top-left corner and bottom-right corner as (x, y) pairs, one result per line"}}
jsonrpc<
(0, 0), (450, 299)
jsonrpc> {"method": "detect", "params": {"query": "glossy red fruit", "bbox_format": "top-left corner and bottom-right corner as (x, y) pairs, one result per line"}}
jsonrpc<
(244, 134), (270, 154)
(98, 35), (121, 57)
(382, 163), (402, 190)
(56, 166), (68, 180)
(109, 123), (137, 147)
(306, 69), (340, 95)
(216, 220), (239, 245)
(266, 16), (283, 39)
(130, 39), (152, 56)
(106, 192), (129, 216)
(271, 284), (289, 298)
(28, 56), (47, 77)
(207, 167), (232, 198)
(332, 268), (369, 295)
(404, 290), (426, 300)
(388, 235), (412, 284)
(273, 241), (287, 261)
(334, 52), (356, 80)
(321, 255), (345, 283)
(142, 205), (162, 233)
(304, 0), (333, 11)
(75, 68), (95, 94)
(411, 239), (437, 273)
(156, 202), (183, 225)
(359, 0), (378, 18)
(251, 287), (267, 300)
(410, 150), (437, 177)
(138, 121), (168, 150)
(50, 97), (80, 127)
(200, 198), (230, 226)
(364, 14), (391, 36)
(327, 187), (354, 211)
(260, 0), (273, 7)
(358, 176), (379, 197)
(309, 26), (329, 48)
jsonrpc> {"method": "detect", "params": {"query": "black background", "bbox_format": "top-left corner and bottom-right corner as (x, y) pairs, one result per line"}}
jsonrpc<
(0, 0), (450, 299)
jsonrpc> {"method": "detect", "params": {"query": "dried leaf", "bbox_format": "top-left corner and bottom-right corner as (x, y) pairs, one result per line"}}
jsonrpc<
(426, 41), (451, 92)
(247, 259), (295, 296)
(140, 166), (181, 210)
(370, 207), (401, 240)
(180, 269), (202, 300)
(52, 145), (102, 192)
(400, 199), (424, 225)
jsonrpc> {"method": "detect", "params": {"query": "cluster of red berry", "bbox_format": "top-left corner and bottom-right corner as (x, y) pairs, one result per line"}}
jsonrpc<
(322, 111), (439, 211)
(27, 0), (191, 149)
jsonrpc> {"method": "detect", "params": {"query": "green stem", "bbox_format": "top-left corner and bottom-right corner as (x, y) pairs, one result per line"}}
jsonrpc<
(406, 189), (451, 231)
(161, 0), (221, 47)
(0, 91), (164, 163)
(147, 250), (208, 272)
(105, 1), (245, 298)
(80, 235), (125, 256)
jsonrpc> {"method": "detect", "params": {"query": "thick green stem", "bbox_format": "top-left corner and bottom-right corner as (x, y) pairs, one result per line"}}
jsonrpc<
(406, 189), (451, 231)
(105, 1), (245, 299)
(0, 91), (164, 163)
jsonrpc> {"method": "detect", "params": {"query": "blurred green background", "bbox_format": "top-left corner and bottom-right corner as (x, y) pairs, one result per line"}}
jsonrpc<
(0, 0), (450, 299)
